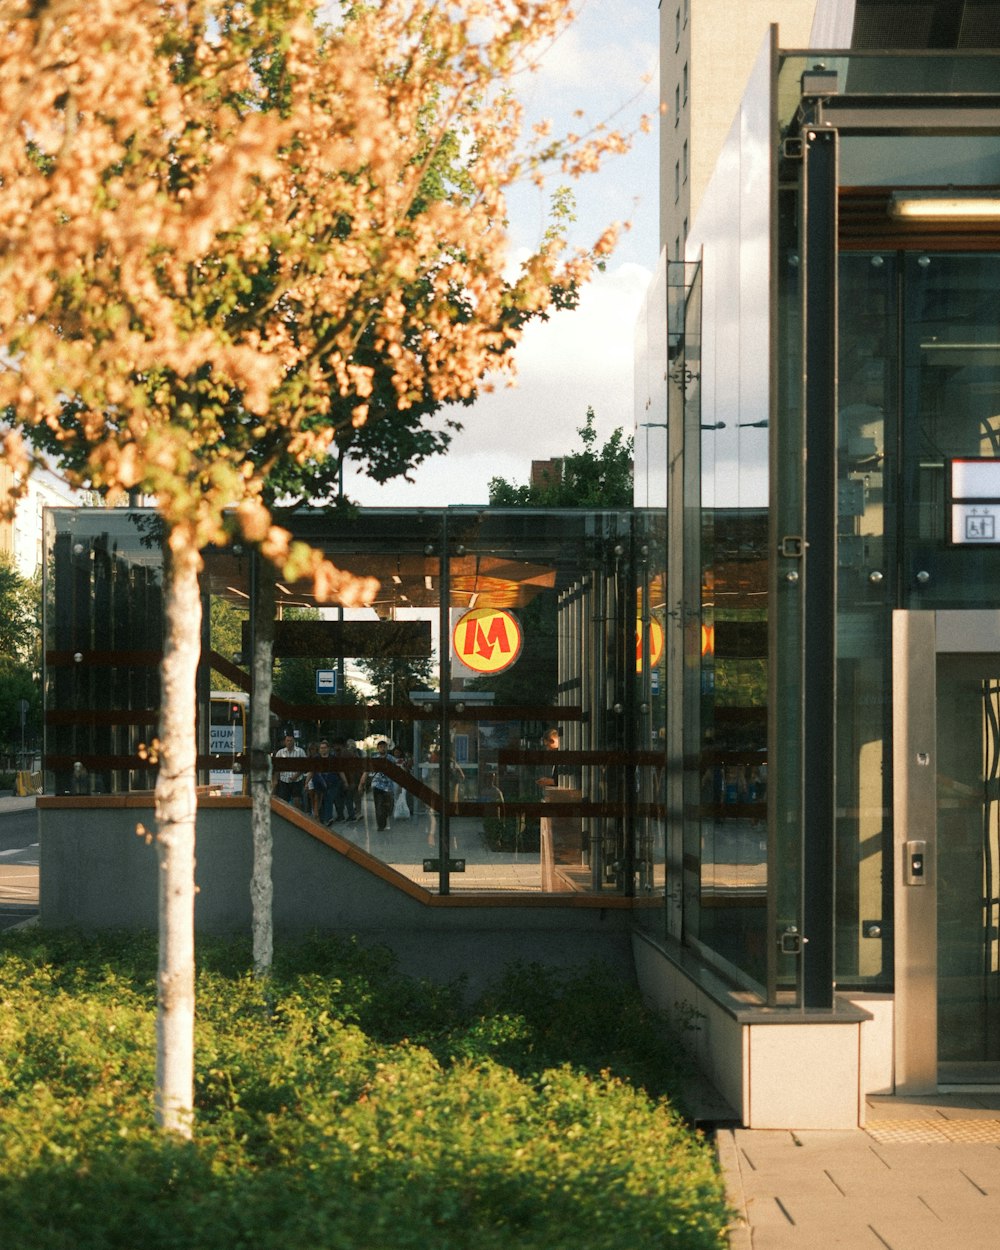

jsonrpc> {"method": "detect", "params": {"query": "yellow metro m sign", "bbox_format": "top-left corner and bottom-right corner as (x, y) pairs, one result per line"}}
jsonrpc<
(452, 607), (523, 675)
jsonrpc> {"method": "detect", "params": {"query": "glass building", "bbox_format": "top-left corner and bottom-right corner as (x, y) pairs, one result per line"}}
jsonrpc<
(631, 0), (1000, 1122)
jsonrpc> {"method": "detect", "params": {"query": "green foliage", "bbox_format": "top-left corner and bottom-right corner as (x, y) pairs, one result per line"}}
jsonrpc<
(0, 655), (40, 756)
(482, 814), (539, 853)
(0, 556), (39, 666)
(358, 654), (435, 705)
(488, 409), (634, 508)
(0, 931), (730, 1249)
(209, 597), (248, 692)
(0, 557), (41, 753)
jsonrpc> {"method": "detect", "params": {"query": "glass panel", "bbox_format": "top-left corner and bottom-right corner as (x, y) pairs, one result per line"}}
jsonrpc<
(901, 254), (1000, 608)
(840, 136), (1000, 189)
(680, 264), (703, 946)
(637, 509), (668, 898)
(44, 508), (162, 796)
(681, 35), (773, 990)
(45, 507), (667, 900)
(695, 508), (768, 986)
(441, 509), (659, 897)
(834, 253), (896, 988)
(241, 509), (447, 891)
(777, 53), (1000, 133)
(936, 653), (1000, 1081)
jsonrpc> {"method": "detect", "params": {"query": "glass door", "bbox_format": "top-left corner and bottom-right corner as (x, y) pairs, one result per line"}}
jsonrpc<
(936, 652), (1000, 1083)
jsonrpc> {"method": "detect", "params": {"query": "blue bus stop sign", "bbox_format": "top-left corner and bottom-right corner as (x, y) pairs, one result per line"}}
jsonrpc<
(316, 669), (337, 695)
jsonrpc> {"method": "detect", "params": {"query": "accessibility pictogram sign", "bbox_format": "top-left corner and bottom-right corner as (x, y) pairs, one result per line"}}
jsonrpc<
(452, 607), (523, 675)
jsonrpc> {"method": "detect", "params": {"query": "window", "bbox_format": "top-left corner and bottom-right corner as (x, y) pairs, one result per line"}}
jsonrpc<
(675, 84), (680, 126)
(683, 139), (688, 183)
(674, 161), (680, 203)
(675, 235), (680, 260)
(683, 62), (688, 104)
(675, 7), (680, 47)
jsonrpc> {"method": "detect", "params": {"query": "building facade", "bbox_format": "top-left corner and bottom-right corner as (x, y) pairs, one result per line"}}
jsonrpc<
(0, 464), (83, 577)
(659, 0), (815, 264)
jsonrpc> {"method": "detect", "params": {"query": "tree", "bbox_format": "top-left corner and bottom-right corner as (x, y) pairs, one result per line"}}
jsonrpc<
(488, 408), (634, 507)
(209, 598), (247, 693)
(0, 0), (634, 1135)
(0, 556), (38, 666)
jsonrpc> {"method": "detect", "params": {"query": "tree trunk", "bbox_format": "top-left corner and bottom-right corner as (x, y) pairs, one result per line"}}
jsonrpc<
(154, 529), (202, 1138)
(250, 551), (276, 976)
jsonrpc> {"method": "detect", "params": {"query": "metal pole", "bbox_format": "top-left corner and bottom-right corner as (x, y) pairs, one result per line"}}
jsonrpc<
(801, 124), (839, 1009)
(438, 512), (451, 895)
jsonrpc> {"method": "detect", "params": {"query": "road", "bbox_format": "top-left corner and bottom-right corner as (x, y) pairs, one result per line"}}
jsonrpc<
(0, 802), (39, 931)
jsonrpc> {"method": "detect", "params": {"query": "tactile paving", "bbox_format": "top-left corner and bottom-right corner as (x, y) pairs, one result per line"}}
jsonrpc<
(866, 1118), (1000, 1144)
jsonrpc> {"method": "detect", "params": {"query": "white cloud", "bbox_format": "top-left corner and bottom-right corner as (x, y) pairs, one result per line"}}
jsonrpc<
(344, 260), (652, 507)
(522, 3), (657, 106)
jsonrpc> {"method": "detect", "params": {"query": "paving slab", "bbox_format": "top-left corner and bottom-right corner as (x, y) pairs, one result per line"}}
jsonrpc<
(720, 1093), (1000, 1249)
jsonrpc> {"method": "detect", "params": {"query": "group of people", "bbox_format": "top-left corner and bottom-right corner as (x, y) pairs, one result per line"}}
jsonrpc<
(272, 732), (414, 832)
(274, 728), (561, 838)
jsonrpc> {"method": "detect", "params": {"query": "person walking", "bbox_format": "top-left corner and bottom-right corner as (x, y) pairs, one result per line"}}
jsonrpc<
(343, 738), (362, 820)
(313, 739), (347, 825)
(391, 745), (412, 820)
(272, 731), (306, 808)
(359, 739), (395, 832)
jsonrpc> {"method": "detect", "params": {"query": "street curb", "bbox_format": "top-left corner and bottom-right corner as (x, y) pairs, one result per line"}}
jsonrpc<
(715, 1129), (751, 1250)
(0, 796), (37, 815)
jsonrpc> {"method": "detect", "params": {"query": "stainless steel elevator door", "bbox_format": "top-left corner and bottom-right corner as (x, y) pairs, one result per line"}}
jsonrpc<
(936, 653), (1000, 1083)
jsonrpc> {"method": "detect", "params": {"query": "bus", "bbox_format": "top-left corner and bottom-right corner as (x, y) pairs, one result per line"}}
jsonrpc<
(209, 691), (249, 795)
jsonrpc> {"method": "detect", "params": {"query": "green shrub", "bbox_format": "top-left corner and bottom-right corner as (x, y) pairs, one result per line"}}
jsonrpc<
(0, 930), (731, 1249)
(481, 815), (540, 853)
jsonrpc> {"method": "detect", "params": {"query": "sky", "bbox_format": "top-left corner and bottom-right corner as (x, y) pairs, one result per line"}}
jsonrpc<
(342, 0), (661, 508)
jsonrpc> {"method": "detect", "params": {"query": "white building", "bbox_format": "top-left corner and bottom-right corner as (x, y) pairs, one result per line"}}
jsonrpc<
(660, 0), (816, 262)
(0, 462), (86, 578)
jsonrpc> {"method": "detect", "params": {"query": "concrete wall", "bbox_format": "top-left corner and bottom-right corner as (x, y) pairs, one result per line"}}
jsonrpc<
(633, 930), (883, 1130)
(38, 798), (636, 995)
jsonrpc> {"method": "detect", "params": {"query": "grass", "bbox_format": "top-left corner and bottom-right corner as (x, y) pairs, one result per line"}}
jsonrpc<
(0, 929), (731, 1249)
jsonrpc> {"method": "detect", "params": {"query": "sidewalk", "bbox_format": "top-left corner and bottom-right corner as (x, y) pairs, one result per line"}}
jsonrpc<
(0, 794), (39, 930)
(720, 1092), (1000, 1249)
(0, 795), (37, 815)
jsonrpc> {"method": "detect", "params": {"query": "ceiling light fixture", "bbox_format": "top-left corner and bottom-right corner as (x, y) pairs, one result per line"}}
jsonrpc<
(889, 192), (1000, 221)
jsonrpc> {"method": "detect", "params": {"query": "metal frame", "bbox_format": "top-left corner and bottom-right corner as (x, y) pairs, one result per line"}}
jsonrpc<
(800, 123), (840, 1008)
